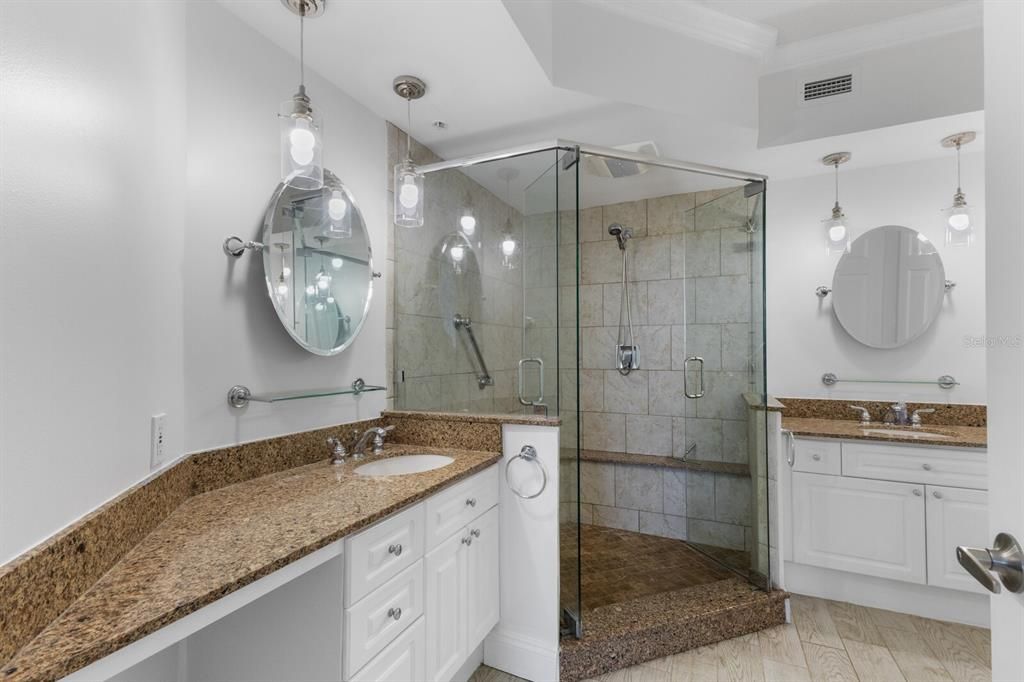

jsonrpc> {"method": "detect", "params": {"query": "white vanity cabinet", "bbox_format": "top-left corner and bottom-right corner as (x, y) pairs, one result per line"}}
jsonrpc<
(786, 437), (987, 596)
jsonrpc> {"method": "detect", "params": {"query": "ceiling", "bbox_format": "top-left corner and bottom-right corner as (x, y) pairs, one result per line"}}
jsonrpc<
(219, 0), (983, 203)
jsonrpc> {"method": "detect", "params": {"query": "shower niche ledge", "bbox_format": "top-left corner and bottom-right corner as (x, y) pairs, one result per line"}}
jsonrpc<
(579, 449), (750, 477)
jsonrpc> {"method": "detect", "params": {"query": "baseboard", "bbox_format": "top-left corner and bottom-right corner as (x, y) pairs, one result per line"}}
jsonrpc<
(784, 561), (990, 627)
(452, 643), (485, 682)
(484, 628), (558, 682)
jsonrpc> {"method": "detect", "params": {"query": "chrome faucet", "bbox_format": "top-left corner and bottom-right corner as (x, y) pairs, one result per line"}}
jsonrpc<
(885, 401), (910, 426)
(326, 437), (349, 465)
(849, 405), (871, 425)
(352, 425), (395, 459)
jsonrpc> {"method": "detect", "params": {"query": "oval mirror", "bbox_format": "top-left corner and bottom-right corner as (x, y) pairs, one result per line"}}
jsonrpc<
(832, 225), (945, 349)
(261, 170), (373, 356)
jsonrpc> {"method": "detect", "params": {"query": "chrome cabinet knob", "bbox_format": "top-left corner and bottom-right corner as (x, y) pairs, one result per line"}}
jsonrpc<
(922, 463), (932, 471)
(812, 454), (822, 461)
(471, 528), (481, 538)
(388, 607), (402, 621)
(388, 543), (403, 556)
(462, 536), (473, 546)
(912, 489), (922, 496)
(466, 497), (477, 507)
(933, 491), (943, 499)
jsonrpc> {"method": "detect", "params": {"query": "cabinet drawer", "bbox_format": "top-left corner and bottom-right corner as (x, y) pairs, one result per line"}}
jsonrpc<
(344, 560), (425, 678)
(792, 439), (841, 475)
(425, 465), (499, 550)
(349, 616), (426, 682)
(842, 442), (987, 489)
(345, 502), (425, 606)
(926, 485), (989, 593)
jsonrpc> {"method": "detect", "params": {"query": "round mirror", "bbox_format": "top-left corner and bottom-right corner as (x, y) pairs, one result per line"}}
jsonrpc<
(261, 170), (373, 356)
(832, 225), (945, 349)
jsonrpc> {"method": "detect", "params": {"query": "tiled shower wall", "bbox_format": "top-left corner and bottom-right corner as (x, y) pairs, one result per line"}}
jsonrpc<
(572, 187), (761, 551)
(387, 123), (527, 414)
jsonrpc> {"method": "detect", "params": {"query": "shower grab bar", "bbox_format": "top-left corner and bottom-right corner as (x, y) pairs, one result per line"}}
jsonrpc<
(506, 444), (548, 500)
(517, 358), (545, 407)
(453, 314), (493, 388)
(683, 356), (705, 399)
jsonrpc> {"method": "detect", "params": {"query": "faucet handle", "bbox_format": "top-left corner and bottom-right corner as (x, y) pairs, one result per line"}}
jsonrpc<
(849, 405), (871, 424)
(326, 437), (348, 464)
(371, 425), (396, 454)
(911, 408), (936, 426)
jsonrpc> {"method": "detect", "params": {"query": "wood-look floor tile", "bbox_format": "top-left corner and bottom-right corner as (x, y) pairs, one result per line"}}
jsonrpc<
(844, 639), (907, 681)
(803, 642), (859, 682)
(661, 646), (719, 681)
(912, 618), (991, 682)
(758, 624), (808, 668)
(791, 596), (845, 650)
(826, 600), (887, 647)
(763, 659), (812, 682)
(865, 606), (920, 633)
(717, 634), (766, 682)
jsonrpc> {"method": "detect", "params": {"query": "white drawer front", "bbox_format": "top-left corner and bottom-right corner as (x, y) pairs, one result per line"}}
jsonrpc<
(925, 485), (990, 593)
(425, 465), (499, 550)
(349, 616), (426, 682)
(345, 502), (425, 606)
(344, 560), (425, 678)
(792, 438), (842, 475)
(842, 442), (987, 489)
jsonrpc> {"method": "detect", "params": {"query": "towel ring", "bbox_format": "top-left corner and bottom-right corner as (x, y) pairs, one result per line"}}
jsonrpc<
(506, 445), (547, 500)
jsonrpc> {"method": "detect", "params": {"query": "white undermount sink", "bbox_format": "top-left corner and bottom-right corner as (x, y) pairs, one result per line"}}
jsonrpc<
(860, 427), (955, 441)
(355, 454), (454, 476)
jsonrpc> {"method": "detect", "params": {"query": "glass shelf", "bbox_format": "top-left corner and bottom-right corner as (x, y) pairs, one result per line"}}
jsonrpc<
(227, 378), (384, 408)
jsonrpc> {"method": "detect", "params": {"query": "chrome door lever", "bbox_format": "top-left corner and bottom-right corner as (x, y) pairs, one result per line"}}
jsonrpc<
(956, 532), (1024, 594)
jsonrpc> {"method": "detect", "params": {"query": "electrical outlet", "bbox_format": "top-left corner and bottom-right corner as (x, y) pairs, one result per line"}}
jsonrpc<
(150, 413), (168, 470)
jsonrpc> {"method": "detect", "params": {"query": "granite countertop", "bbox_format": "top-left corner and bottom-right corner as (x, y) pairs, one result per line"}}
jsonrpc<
(382, 409), (561, 427)
(2, 444), (501, 682)
(783, 417), (987, 448)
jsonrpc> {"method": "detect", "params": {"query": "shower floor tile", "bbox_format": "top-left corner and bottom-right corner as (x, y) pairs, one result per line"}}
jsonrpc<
(561, 524), (744, 611)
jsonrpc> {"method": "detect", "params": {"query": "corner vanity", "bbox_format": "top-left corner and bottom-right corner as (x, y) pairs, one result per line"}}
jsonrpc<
(776, 402), (989, 625)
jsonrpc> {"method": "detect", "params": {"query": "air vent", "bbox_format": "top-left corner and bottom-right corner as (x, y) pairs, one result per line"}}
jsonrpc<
(803, 74), (853, 101)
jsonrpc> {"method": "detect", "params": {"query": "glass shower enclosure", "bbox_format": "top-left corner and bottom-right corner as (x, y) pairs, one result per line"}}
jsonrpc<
(392, 141), (768, 639)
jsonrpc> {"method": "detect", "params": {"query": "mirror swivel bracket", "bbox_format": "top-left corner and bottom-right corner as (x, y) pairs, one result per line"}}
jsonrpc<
(223, 235), (265, 258)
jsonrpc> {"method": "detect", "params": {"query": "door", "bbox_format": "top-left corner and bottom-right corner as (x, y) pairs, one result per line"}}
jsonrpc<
(466, 506), (500, 650)
(983, 1), (1024, 675)
(424, 532), (466, 682)
(926, 486), (989, 593)
(791, 472), (926, 583)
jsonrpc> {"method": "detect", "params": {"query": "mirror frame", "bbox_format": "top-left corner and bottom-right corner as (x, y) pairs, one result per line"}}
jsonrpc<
(260, 169), (374, 357)
(831, 224), (945, 349)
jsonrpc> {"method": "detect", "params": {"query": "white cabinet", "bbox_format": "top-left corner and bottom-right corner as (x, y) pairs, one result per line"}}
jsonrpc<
(792, 472), (927, 583)
(349, 617), (426, 682)
(425, 465), (499, 551)
(425, 505), (500, 682)
(345, 502), (426, 606)
(842, 442), (988, 490)
(344, 560), (425, 678)
(925, 485), (989, 593)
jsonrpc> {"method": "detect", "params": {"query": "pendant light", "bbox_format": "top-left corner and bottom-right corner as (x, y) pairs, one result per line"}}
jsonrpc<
(279, 0), (325, 190)
(392, 75), (427, 228)
(821, 152), (851, 255)
(459, 191), (477, 238)
(497, 168), (520, 270)
(940, 131), (976, 247)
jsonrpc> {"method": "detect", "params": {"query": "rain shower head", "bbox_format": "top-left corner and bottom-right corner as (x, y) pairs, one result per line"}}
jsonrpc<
(608, 223), (633, 250)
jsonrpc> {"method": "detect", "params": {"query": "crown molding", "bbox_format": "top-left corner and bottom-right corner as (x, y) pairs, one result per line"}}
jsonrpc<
(580, 0), (778, 58)
(763, 1), (983, 74)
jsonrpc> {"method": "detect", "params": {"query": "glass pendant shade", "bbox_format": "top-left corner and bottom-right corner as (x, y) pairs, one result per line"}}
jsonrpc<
(280, 92), (323, 190)
(500, 218), (519, 270)
(824, 204), (850, 255)
(326, 189), (352, 238)
(459, 208), (477, 236)
(394, 161), (424, 228)
(944, 195), (973, 247)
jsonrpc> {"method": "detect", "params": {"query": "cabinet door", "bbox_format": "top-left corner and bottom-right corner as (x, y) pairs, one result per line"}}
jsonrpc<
(349, 617), (426, 682)
(792, 472), (926, 583)
(424, 531), (467, 682)
(926, 485), (989, 593)
(465, 506), (500, 651)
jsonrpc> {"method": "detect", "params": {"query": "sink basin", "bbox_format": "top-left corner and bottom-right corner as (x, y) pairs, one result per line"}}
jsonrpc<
(860, 426), (956, 441)
(355, 454), (454, 476)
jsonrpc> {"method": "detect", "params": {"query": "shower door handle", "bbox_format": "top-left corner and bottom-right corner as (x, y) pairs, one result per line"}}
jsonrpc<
(518, 358), (545, 407)
(683, 356), (705, 399)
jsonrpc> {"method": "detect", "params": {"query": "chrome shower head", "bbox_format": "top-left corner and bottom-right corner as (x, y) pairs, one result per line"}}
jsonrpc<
(608, 223), (632, 250)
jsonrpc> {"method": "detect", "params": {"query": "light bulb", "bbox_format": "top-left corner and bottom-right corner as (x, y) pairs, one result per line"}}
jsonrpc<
(450, 245), (465, 263)
(828, 223), (847, 243)
(948, 209), (971, 231)
(314, 301), (325, 312)
(399, 179), (420, 209)
(289, 118), (315, 149)
(501, 238), (517, 257)
(316, 272), (331, 290)
(331, 257), (344, 269)
(305, 285), (316, 296)
(460, 213), (476, 236)
(276, 282), (289, 296)
(282, 266), (291, 278)
(326, 296), (335, 304)
(328, 191), (348, 220)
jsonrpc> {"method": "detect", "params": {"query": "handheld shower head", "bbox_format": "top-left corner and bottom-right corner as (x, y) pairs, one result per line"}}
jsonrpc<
(608, 223), (632, 250)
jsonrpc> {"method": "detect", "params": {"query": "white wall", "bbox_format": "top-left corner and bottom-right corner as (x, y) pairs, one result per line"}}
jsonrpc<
(767, 153), (986, 403)
(0, 1), (387, 563)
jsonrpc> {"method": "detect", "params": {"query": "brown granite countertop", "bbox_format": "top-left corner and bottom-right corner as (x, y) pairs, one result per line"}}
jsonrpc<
(383, 409), (561, 427)
(783, 417), (987, 448)
(2, 444), (501, 682)
(576, 449), (750, 477)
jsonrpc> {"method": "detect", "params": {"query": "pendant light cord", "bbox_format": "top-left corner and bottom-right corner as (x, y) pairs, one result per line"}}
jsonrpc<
(834, 161), (840, 207)
(956, 142), (962, 192)
(405, 97), (413, 164)
(299, 10), (305, 90)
